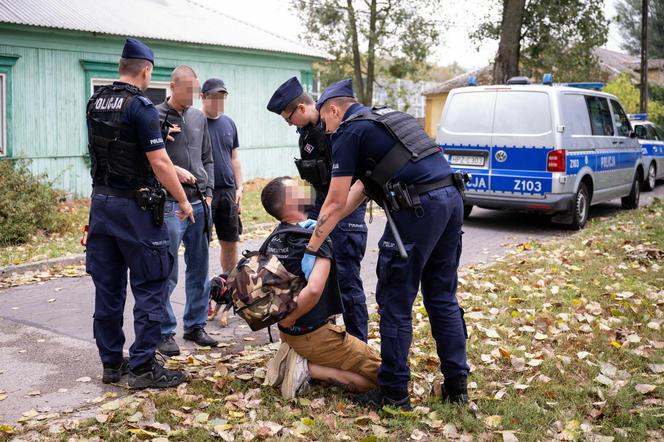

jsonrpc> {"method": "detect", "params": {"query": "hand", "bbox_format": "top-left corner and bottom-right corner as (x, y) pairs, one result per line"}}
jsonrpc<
(176, 200), (195, 222)
(205, 196), (212, 206)
(298, 219), (317, 230)
(278, 315), (296, 328)
(235, 188), (242, 214)
(301, 252), (316, 280)
(166, 124), (181, 142)
(174, 165), (196, 185)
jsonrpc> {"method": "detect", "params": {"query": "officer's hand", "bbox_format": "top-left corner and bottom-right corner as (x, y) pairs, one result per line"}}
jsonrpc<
(176, 200), (195, 222)
(166, 125), (181, 142)
(301, 252), (316, 280)
(298, 219), (317, 230)
(174, 165), (197, 185)
(278, 315), (296, 328)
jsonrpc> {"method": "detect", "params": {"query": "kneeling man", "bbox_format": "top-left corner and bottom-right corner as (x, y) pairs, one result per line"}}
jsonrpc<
(260, 177), (380, 397)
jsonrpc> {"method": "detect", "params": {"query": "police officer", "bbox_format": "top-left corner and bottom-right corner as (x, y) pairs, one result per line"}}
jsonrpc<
(267, 77), (370, 342)
(303, 79), (469, 409)
(85, 38), (194, 389)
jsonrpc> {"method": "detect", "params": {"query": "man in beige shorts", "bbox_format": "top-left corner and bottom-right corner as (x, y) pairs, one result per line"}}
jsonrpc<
(259, 176), (380, 398)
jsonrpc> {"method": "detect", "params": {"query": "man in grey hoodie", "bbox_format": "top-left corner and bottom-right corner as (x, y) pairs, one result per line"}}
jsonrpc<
(156, 65), (218, 355)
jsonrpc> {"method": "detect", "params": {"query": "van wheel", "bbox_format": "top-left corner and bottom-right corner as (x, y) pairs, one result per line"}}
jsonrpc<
(644, 162), (657, 191)
(463, 204), (473, 219)
(568, 183), (590, 230)
(621, 172), (641, 209)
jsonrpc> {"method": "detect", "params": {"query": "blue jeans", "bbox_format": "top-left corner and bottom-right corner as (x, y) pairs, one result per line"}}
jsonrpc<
(161, 201), (210, 336)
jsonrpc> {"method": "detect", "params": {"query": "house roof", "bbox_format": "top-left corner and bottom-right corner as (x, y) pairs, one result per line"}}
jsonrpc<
(593, 47), (639, 78)
(423, 65), (494, 95)
(0, 0), (330, 60)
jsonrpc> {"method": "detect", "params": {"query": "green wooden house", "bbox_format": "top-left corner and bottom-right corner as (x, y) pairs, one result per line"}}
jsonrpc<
(0, 0), (327, 196)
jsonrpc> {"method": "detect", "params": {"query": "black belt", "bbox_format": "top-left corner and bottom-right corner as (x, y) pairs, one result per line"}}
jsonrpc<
(278, 318), (332, 336)
(412, 174), (455, 195)
(92, 185), (136, 199)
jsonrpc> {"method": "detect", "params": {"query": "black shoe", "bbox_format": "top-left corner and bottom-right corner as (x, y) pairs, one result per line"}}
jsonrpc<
(441, 374), (469, 404)
(157, 334), (180, 356)
(102, 357), (129, 384)
(351, 387), (412, 410)
(183, 327), (218, 347)
(128, 358), (188, 389)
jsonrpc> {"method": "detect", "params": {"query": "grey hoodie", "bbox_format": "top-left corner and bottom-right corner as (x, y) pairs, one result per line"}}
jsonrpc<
(157, 99), (214, 202)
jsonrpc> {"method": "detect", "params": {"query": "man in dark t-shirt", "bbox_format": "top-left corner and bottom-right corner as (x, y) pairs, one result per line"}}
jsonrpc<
(201, 78), (243, 274)
(260, 176), (380, 398)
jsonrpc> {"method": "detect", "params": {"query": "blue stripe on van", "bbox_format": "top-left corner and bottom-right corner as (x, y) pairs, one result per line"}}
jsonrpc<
(566, 150), (641, 175)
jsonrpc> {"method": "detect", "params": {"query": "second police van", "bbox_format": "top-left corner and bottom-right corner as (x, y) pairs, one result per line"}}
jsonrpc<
(437, 75), (644, 229)
(627, 113), (664, 191)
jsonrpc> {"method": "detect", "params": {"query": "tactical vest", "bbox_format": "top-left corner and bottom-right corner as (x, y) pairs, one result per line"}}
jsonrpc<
(341, 107), (440, 202)
(86, 84), (153, 186)
(295, 123), (333, 194)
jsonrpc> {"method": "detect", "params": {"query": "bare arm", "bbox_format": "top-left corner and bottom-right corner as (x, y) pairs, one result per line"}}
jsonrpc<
(231, 148), (243, 206)
(306, 176), (353, 252)
(146, 149), (194, 221)
(279, 257), (331, 327)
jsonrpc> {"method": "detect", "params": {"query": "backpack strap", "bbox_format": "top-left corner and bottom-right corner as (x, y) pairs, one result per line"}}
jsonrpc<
(258, 224), (313, 255)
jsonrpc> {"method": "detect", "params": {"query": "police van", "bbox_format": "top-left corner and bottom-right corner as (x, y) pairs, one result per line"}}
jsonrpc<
(627, 113), (664, 191)
(436, 76), (644, 229)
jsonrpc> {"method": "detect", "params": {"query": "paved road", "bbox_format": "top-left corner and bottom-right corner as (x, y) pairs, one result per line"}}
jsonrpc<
(1, 185), (662, 423)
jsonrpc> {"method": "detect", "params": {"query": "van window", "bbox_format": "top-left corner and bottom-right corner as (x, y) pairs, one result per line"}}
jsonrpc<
(585, 96), (614, 136)
(634, 124), (649, 139)
(443, 91), (496, 133)
(610, 99), (632, 137)
(493, 91), (552, 134)
(561, 93), (592, 136)
(654, 125), (664, 141)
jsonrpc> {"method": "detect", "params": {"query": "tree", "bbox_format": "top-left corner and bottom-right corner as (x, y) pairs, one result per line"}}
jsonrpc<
(616, 0), (664, 59)
(291, 0), (441, 105)
(473, 0), (609, 83)
(604, 72), (664, 124)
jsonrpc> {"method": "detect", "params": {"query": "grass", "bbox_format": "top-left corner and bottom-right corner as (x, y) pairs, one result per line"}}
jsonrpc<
(0, 179), (276, 267)
(3, 200), (663, 441)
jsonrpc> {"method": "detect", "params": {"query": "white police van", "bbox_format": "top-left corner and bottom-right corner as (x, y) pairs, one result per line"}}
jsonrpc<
(627, 113), (664, 191)
(437, 75), (644, 229)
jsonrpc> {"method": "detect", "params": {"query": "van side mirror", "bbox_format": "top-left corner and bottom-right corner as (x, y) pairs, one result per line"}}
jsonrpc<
(629, 130), (637, 138)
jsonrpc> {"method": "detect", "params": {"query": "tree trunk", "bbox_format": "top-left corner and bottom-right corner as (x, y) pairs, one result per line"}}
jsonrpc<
(640, 0), (649, 113)
(365, 0), (378, 106)
(493, 0), (527, 84)
(346, 0), (365, 103)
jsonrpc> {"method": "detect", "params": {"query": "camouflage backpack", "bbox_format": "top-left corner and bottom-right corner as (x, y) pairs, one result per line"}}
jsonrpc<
(226, 226), (311, 332)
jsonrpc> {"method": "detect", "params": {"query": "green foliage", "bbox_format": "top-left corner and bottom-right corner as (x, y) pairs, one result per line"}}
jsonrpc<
(0, 160), (67, 246)
(604, 72), (664, 125)
(616, 0), (664, 58)
(473, 0), (609, 82)
(292, 0), (442, 103)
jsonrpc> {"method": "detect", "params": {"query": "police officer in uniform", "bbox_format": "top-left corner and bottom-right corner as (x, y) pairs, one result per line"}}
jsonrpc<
(303, 79), (469, 409)
(267, 77), (369, 342)
(86, 38), (194, 389)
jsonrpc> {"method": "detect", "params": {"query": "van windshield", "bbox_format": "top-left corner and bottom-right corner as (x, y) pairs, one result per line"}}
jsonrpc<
(444, 90), (552, 135)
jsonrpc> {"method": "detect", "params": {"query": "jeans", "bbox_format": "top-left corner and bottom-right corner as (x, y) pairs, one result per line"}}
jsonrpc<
(161, 201), (210, 336)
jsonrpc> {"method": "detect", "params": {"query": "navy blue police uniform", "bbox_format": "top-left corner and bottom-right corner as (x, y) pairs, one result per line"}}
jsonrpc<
(85, 38), (172, 374)
(267, 77), (369, 342)
(320, 79), (470, 404)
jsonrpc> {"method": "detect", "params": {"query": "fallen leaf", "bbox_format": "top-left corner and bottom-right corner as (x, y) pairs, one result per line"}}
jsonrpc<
(484, 415), (502, 429)
(635, 384), (656, 394)
(101, 399), (120, 411)
(75, 376), (92, 383)
(502, 430), (519, 442)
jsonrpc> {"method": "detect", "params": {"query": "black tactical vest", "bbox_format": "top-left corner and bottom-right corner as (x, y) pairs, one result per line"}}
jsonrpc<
(341, 107), (440, 202)
(86, 84), (153, 186)
(295, 123), (333, 194)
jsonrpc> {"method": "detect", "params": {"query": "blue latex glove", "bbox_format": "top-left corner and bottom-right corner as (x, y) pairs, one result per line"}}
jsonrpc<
(298, 219), (317, 230)
(301, 252), (316, 280)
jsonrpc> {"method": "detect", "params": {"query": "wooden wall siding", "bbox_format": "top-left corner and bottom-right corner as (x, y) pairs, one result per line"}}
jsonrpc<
(0, 25), (315, 195)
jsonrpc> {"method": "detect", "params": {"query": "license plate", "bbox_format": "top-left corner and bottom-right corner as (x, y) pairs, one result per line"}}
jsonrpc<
(449, 154), (485, 166)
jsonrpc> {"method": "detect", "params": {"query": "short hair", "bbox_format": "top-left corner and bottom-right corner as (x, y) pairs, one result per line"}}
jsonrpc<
(171, 65), (197, 82)
(324, 96), (356, 110)
(118, 58), (151, 77)
(284, 92), (314, 114)
(261, 176), (291, 220)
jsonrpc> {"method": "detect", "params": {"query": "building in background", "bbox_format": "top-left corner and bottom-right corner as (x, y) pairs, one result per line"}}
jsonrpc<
(0, 0), (328, 196)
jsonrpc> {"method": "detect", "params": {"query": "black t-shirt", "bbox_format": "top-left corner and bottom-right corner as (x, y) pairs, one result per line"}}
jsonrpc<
(265, 222), (343, 330)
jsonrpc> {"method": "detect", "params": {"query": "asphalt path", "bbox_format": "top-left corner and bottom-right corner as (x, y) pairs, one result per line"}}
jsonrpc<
(1, 184), (662, 423)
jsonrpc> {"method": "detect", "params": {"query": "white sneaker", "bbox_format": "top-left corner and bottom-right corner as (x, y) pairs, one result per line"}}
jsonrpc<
(280, 349), (310, 399)
(264, 342), (291, 387)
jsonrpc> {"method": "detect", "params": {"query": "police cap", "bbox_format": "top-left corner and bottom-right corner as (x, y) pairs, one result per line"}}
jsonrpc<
(267, 76), (303, 114)
(122, 38), (154, 65)
(316, 78), (354, 111)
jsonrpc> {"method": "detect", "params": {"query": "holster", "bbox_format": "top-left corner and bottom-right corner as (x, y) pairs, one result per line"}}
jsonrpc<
(136, 187), (166, 227)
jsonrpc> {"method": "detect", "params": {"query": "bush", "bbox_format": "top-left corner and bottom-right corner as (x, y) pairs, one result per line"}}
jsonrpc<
(604, 73), (664, 126)
(0, 160), (67, 246)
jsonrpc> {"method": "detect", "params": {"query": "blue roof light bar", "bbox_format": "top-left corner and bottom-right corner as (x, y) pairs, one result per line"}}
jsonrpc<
(564, 82), (605, 90)
(542, 73), (553, 85)
(627, 113), (648, 120)
(468, 75), (477, 86)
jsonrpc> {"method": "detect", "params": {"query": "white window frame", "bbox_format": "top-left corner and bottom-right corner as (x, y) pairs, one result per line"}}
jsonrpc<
(90, 77), (171, 101)
(0, 73), (6, 156)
